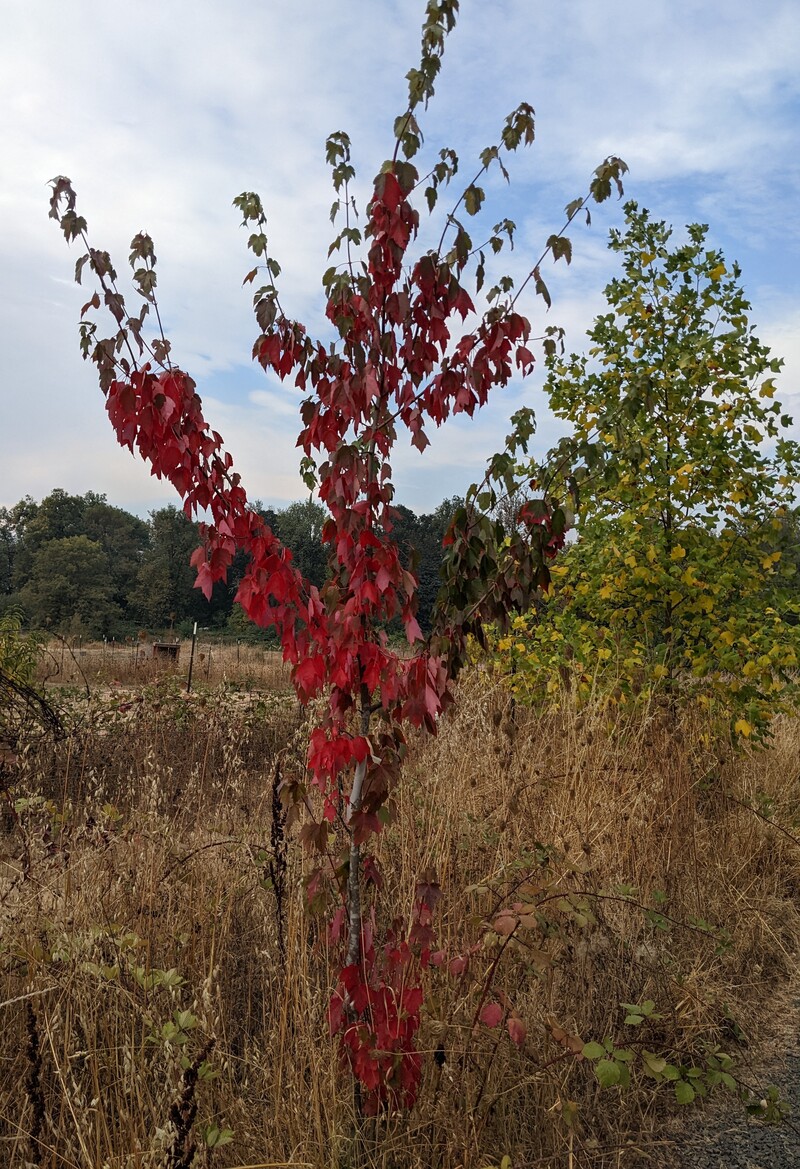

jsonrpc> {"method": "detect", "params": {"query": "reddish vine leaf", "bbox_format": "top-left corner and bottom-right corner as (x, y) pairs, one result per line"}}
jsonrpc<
(480, 1002), (504, 1029)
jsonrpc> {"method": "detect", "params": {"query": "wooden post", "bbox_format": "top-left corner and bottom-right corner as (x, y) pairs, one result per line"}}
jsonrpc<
(187, 622), (198, 693)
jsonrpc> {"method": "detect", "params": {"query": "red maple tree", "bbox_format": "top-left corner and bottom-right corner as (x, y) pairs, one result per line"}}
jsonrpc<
(50, 0), (624, 1110)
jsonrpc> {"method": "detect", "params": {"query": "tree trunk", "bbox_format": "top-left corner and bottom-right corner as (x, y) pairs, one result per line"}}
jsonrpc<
(345, 686), (371, 970)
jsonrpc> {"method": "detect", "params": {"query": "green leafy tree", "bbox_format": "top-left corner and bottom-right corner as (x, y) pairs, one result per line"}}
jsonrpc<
(5, 491), (149, 631)
(11, 489), (94, 586)
(18, 534), (120, 635)
(500, 202), (800, 739)
(130, 505), (207, 629)
(0, 499), (38, 599)
(391, 497), (463, 633)
(271, 499), (328, 591)
(82, 498), (149, 612)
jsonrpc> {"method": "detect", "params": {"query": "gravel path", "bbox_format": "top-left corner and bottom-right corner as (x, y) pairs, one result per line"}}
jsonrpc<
(669, 999), (800, 1168)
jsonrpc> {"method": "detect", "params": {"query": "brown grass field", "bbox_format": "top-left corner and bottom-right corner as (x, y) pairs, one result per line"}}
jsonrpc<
(2, 645), (800, 1168)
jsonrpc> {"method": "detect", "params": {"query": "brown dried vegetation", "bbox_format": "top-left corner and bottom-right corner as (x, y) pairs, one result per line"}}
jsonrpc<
(2, 658), (800, 1168)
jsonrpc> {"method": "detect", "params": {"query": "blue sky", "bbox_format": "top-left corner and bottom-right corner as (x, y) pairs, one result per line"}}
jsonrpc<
(2, 0), (799, 517)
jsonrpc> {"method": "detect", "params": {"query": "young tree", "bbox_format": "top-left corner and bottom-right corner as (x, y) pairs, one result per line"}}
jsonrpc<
(500, 202), (800, 739)
(49, 0), (625, 1109)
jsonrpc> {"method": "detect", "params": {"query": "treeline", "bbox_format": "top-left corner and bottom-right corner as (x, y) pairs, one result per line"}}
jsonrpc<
(0, 489), (461, 640)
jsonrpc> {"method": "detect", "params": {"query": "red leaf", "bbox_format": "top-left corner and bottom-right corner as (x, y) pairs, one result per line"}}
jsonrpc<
(480, 1002), (503, 1029)
(507, 1015), (527, 1046)
(404, 614), (424, 644)
(493, 910), (517, 937)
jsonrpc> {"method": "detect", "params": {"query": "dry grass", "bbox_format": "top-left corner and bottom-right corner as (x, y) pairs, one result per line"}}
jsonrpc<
(38, 637), (291, 693)
(2, 666), (800, 1168)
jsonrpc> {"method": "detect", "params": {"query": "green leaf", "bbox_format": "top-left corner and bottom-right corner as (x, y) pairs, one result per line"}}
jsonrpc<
(533, 266), (551, 309)
(582, 1041), (606, 1060)
(675, 1080), (696, 1105)
(547, 235), (573, 265)
(464, 185), (485, 216)
(595, 1059), (621, 1088)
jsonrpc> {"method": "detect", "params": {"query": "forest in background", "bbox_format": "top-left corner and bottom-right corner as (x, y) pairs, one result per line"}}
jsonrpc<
(0, 488), (461, 640)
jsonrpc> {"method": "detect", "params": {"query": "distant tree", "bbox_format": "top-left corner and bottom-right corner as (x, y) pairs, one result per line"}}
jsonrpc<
(0, 498), (38, 597)
(82, 499), (149, 616)
(12, 489), (102, 588)
(130, 505), (207, 629)
(271, 499), (327, 591)
(18, 534), (119, 635)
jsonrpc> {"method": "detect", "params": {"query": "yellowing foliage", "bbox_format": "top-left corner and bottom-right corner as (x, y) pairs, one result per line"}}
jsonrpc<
(498, 204), (800, 741)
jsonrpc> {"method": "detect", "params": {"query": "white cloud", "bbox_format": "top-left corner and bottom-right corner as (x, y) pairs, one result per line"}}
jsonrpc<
(1, 0), (799, 515)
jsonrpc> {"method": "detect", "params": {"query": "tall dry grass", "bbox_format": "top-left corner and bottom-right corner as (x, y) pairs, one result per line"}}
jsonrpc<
(2, 667), (800, 1168)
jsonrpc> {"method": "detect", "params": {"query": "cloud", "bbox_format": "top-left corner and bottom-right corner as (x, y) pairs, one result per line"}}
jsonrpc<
(2, 0), (799, 516)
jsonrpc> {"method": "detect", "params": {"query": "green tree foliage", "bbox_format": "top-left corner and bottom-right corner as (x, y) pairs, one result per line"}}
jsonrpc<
(269, 499), (327, 592)
(391, 497), (463, 633)
(18, 535), (119, 635)
(82, 499), (149, 610)
(499, 203), (800, 739)
(2, 489), (462, 638)
(11, 488), (91, 584)
(1, 499), (39, 602)
(130, 505), (211, 629)
(4, 490), (150, 635)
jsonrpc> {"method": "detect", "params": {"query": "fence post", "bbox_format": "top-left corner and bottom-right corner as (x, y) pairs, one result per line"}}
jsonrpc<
(187, 622), (198, 693)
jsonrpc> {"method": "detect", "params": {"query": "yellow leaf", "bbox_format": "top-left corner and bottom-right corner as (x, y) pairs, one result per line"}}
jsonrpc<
(670, 545), (686, 561)
(652, 664), (668, 680)
(709, 262), (726, 281)
(734, 718), (752, 738)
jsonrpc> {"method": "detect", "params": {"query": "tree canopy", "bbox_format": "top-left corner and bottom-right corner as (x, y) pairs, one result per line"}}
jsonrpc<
(0, 489), (461, 640)
(498, 202), (800, 739)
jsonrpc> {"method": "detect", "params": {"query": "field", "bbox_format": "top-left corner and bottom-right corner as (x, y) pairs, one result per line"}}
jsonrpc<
(2, 646), (800, 1168)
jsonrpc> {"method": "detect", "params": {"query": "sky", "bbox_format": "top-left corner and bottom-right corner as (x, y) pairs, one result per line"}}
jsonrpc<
(2, 0), (799, 518)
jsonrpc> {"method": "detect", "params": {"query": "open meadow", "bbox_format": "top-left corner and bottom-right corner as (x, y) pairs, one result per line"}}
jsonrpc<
(2, 648), (800, 1168)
